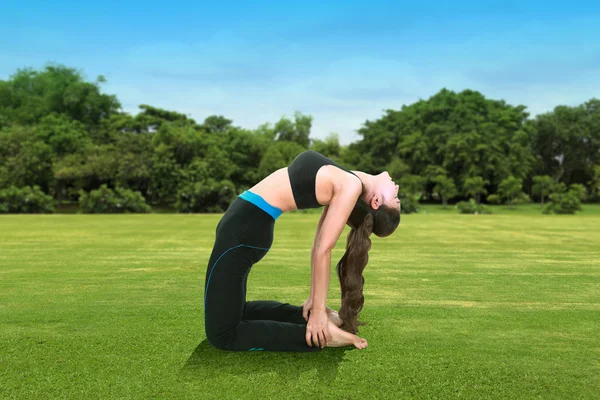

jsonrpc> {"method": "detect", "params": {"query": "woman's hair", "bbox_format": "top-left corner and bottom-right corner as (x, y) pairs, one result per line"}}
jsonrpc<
(336, 195), (400, 333)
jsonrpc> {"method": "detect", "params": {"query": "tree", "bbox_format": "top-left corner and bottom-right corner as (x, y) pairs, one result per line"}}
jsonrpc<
(588, 164), (600, 200)
(0, 64), (120, 126)
(339, 142), (375, 173)
(151, 123), (205, 166)
(543, 185), (583, 214)
(52, 143), (123, 205)
(180, 150), (235, 185)
(463, 176), (489, 204)
(224, 128), (270, 189)
(136, 104), (195, 132)
(258, 141), (305, 179)
(531, 175), (555, 206)
(386, 157), (410, 182)
(569, 184), (588, 201)
(311, 133), (341, 159)
(530, 99), (600, 193)
(37, 113), (92, 156)
(432, 175), (458, 208)
(355, 89), (532, 197)
(272, 112), (312, 149)
(113, 132), (153, 194)
(202, 115), (233, 134)
(498, 176), (523, 207)
(54, 152), (88, 205)
(398, 174), (426, 197)
(0, 126), (54, 192)
(175, 179), (236, 213)
(149, 143), (182, 205)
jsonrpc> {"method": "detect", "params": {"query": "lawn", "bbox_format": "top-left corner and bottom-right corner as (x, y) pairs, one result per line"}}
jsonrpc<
(1, 207), (599, 399)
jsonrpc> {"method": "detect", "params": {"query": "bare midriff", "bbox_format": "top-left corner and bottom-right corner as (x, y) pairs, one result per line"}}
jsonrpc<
(248, 165), (360, 213)
(248, 167), (299, 212)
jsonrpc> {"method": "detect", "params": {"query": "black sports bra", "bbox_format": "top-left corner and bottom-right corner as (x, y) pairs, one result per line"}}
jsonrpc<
(287, 150), (360, 209)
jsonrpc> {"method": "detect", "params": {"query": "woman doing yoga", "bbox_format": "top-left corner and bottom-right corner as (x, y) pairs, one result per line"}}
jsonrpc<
(204, 150), (401, 352)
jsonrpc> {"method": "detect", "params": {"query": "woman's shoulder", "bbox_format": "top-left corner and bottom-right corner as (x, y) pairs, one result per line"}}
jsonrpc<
(315, 166), (362, 205)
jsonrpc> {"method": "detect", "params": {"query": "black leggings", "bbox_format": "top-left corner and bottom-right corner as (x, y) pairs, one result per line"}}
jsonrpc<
(204, 197), (319, 352)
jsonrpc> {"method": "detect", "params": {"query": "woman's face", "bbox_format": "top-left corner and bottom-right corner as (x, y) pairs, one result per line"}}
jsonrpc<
(373, 171), (400, 210)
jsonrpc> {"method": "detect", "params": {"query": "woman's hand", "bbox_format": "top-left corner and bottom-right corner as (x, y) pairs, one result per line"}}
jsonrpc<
(301, 297), (313, 321)
(305, 308), (331, 348)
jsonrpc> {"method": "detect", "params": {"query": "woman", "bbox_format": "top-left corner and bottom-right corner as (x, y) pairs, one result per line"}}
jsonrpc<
(204, 150), (400, 352)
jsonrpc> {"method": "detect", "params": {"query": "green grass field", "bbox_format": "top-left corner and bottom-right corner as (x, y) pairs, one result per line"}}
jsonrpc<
(1, 206), (599, 399)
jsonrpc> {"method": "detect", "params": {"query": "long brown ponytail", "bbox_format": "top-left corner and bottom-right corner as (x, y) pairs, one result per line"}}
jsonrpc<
(336, 198), (400, 333)
(336, 211), (373, 333)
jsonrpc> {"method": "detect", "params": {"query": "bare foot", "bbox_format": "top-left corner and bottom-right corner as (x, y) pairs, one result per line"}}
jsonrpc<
(326, 307), (343, 328)
(325, 320), (368, 350)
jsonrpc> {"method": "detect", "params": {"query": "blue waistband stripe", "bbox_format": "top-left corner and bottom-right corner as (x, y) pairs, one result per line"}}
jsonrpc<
(238, 191), (283, 220)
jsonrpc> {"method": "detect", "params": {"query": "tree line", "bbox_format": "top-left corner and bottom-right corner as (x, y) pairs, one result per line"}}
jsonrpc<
(0, 65), (598, 213)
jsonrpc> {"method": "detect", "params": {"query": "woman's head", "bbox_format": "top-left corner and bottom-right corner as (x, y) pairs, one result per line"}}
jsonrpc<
(337, 170), (401, 333)
(348, 171), (401, 237)
(365, 171), (401, 213)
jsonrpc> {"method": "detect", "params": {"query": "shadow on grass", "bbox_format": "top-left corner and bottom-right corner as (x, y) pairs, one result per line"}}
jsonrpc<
(182, 339), (350, 384)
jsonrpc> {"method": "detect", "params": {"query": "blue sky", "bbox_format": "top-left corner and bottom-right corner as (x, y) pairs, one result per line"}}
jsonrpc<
(1, 0), (599, 144)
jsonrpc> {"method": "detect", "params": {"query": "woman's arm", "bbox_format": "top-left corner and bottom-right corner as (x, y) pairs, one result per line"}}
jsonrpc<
(305, 178), (361, 347)
(311, 182), (361, 311)
(309, 205), (329, 300)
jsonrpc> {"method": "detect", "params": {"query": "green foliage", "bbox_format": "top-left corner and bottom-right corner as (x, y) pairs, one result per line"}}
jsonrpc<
(52, 144), (125, 202)
(1, 64), (599, 214)
(151, 123), (205, 166)
(0, 185), (55, 213)
(181, 156), (232, 185)
(175, 179), (236, 213)
(542, 190), (582, 215)
(532, 175), (556, 205)
(486, 194), (501, 204)
(270, 112), (312, 148)
(513, 192), (532, 205)
(78, 184), (150, 213)
(149, 143), (182, 205)
(356, 88), (534, 193)
(542, 183), (586, 214)
(432, 175), (457, 207)
(399, 174), (426, 197)
(224, 128), (270, 189)
(0, 126), (54, 192)
(569, 184), (588, 201)
(201, 115), (233, 134)
(498, 176), (524, 207)
(590, 164), (600, 200)
(531, 99), (600, 189)
(96, 105), (195, 141)
(396, 174), (423, 213)
(311, 133), (341, 158)
(113, 133), (153, 193)
(456, 199), (491, 214)
(136, 104), (195, 131)
(258, 141), (306, 179)
(338, 142), (374, 172)
(423, 165), (447, 183)
(0, 64), (120, 126)
(463, 176), (489, 204)
(37, 113), (92, 156)
(386, 157), (410, 181)
(399, 194), (419, 214)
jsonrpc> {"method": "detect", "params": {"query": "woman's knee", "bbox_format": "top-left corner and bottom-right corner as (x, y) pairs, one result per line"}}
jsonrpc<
(205, 325), (236, 351)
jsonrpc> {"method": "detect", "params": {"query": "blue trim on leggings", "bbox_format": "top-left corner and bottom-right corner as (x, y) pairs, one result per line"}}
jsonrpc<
(239, 190), (283, 220)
